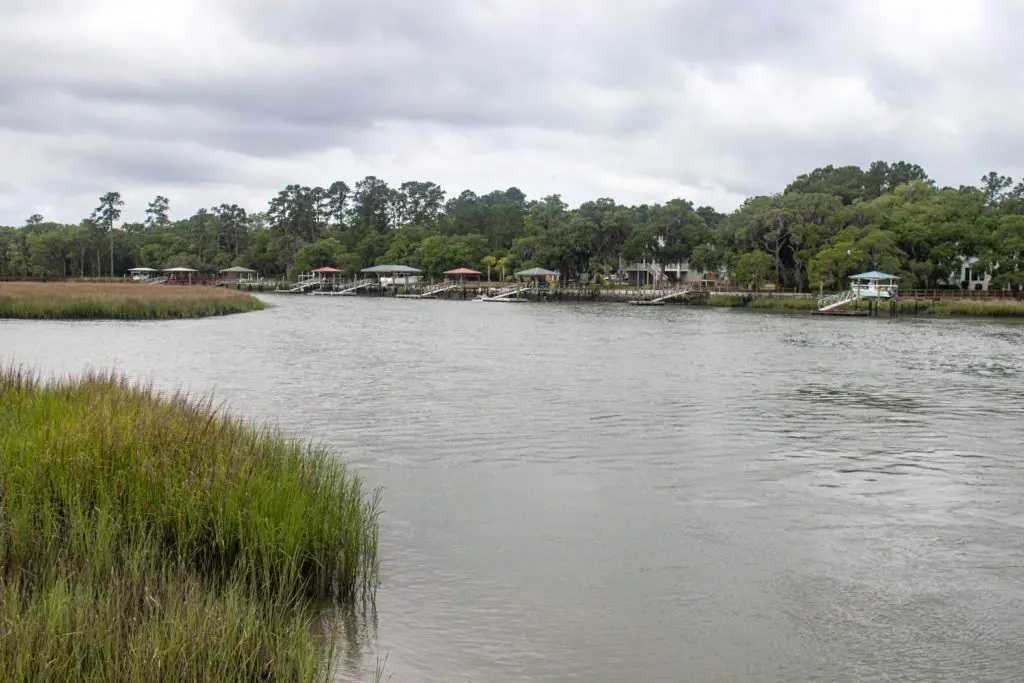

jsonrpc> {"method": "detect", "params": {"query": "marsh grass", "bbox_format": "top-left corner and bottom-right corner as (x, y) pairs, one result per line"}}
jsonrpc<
(896, 298), (1024, 317)
(687, 294), (818, 309)
(0, 367), (380, 682)
(0, 281), (265, 319)
(688, 294), (747, 307)
(692, 294), (1024, 317)
(744, 296), (820, 311)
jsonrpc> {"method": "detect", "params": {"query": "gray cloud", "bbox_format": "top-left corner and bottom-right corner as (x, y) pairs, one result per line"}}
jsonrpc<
(0, 0), (1022, 225)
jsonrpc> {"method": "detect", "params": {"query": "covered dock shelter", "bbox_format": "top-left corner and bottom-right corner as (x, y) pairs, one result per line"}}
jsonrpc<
(514, 266), (560, 288)
(127, 267), (158, 281)
(163, 266), (198, 284)
(312, 266), (344, 288)
(444, 267), (482, 284)
(219, 266), (257, 283)
(361, 264), (423, 287)
(850, 271), (900, 299)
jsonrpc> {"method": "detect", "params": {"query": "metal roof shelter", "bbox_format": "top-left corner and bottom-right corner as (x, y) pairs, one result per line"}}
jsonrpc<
(361, 264), (423, 289)
(849, 270), (899, 300)
(163, 266), (198, 284)
(514, 267), (559, 278)
(444, 267), (482, 284)
(128, 267), (158, 281)
(515, 267), (558, 283)
(361, 264), (422, 274)
(850, 271), (900, 281)
(219, 265), (257, 283)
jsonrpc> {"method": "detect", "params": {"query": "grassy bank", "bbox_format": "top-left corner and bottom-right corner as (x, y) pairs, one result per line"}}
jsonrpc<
(690, 294), (1024, 317)
(894, 298), (1024, 317)
(688, 294), (819, 310)
(0, 281), (265, 319)
(0, 368), (380, 682)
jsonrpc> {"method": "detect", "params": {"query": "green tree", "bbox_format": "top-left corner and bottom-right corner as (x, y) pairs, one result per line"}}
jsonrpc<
(90, 191), (123, 276)
(732, 251), (776, 289)
(145, 195), (170, 227)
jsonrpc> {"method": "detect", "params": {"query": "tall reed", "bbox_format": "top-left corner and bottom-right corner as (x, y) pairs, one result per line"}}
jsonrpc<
(0, 367), (380, 681)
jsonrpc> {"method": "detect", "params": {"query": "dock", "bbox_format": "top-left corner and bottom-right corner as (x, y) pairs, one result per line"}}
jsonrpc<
(817, 271), (899, 317)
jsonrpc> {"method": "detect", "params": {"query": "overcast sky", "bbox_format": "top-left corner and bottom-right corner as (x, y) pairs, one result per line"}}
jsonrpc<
(2, 0), (1022, 226)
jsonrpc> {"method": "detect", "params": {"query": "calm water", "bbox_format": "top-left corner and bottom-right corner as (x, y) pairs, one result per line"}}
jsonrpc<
(3, 297), (1024, 682)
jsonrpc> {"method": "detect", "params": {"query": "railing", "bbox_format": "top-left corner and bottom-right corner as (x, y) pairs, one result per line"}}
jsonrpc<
(420, 281), (460, 297)
(335, 278), (375, 294)
(818, 290), (858, 311)
(650, 286), (693, 303)
(645, 263), (667, 283)
(288, 277), (324, 292)
(899, 288), (1023, 300)
(491, 285), (530, 299)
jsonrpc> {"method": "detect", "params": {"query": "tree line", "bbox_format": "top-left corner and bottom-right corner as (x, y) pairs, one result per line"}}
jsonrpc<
(2, 161), (1023, 291)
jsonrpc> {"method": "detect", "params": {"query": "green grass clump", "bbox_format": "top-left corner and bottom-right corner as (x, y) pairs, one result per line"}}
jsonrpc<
(0, 282), (265, 320)
(689, 294), (747, 307)
(0, 368), (379, 682)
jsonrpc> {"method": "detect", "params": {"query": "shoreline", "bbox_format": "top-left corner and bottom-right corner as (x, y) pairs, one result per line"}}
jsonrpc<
(250, 284), (1024, 319)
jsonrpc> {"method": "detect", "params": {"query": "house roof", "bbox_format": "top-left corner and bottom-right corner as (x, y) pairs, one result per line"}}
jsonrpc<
(128, 267), (157, 272)
(444, 267), (482, 275)
(311, 266), (343, 273)
(163, 267), (198, 272)
(220, 266), (256, 273)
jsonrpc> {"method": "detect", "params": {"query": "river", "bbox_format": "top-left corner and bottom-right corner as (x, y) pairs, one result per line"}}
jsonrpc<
(2, 296), (1023, 682)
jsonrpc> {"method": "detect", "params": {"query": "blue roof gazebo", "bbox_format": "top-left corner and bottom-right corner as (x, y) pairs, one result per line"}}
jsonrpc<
(849, 271), (899, 299)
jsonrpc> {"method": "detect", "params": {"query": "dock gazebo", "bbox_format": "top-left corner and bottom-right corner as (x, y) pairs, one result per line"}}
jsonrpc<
(219, 266), (257, 284)
(514, 266), (560, 289)
(163, 266), (198, 285)
(128, 267), (158, 282)
(850, 271), (900, 300)
(361, 264), (423, 288)
(311, 266), (344, 289)
(444, 267), (482, 284)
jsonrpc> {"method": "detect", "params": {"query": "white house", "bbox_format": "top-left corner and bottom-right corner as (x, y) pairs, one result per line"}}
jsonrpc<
(621, 259), (724, 286)
(948, 256), (993, 291)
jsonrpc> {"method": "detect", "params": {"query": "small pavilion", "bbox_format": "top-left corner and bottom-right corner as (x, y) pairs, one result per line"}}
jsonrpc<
(163, 266), (198, 284)
(311, 266), (344, 289)
(128, 267), (158, 281)
(361, 264), (423, 287)
(514, 266), (560, 289)
(849, 271), (899, 299)
(444, 267), (482, 284)
(219, 266), (257, 283)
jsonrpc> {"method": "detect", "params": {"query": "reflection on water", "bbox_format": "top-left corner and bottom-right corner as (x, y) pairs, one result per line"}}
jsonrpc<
(2, 299), (1023, 682)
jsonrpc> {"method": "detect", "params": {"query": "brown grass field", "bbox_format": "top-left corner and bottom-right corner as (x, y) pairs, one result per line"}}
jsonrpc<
(0, 281), (266, 319)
